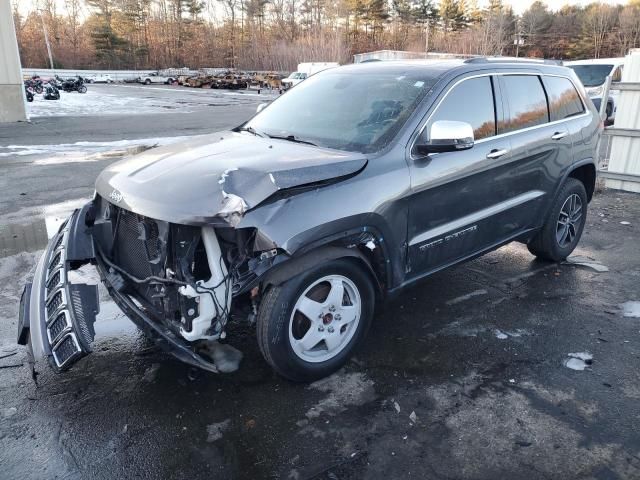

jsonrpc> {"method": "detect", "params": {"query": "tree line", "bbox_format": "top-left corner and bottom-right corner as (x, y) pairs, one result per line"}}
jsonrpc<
(12, 0), (640, 72)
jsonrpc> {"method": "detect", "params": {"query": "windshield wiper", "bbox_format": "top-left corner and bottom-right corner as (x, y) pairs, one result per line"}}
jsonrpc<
(265, 134), (317, 146)
(238, 125), (265, 137)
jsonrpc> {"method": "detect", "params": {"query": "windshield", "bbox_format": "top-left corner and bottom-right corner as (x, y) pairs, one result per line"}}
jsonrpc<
(568, 64), (614, 87)
(245, 68), (436, 153)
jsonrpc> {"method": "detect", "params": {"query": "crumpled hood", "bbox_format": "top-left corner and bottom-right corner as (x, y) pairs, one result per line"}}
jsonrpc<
(95, 131), (367, 225)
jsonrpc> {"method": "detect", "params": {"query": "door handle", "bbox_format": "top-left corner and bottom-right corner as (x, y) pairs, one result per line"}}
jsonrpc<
(551, 131), (568, 140)
(486, 149), (508, 159)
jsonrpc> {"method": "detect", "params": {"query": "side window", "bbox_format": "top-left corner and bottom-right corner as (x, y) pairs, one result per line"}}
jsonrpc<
(500, 75), (549, 133)
(542, 76), (585, 121)
(428, 76), (496, 141)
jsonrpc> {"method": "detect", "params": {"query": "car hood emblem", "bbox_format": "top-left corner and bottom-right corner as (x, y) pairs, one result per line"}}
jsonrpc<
(109, 189), (123, 203)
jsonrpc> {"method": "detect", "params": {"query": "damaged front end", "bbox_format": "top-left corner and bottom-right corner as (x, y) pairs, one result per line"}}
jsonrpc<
(17, 196), (282, 373)
(17, 133), (370, 373)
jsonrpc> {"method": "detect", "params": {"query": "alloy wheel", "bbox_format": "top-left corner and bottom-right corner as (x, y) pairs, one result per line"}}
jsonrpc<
(556, 193), (583, 248)
(288, 275), (361, 363)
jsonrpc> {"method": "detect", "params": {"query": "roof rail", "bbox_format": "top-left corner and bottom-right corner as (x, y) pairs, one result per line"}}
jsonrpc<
(464, 57), (563, 66)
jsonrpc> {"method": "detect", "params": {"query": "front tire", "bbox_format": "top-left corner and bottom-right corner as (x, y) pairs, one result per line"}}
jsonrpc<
(527, 178), (587, 261)
(257, 259), (375, 382)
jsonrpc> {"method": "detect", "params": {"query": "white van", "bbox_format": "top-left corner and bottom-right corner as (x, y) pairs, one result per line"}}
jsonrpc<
(565, 58), (625, 123)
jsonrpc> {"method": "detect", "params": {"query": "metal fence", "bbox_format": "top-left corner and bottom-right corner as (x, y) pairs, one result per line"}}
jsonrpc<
(598, 48), (640, 193)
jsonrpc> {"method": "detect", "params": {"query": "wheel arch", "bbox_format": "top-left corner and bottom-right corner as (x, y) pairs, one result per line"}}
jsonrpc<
(261, 241), (388, 298)
(567, 161), (596, 202)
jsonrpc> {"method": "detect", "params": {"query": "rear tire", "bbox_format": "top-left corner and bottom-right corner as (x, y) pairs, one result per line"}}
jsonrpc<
(257, 258), (375, 382)
(527, 178), (587, 262)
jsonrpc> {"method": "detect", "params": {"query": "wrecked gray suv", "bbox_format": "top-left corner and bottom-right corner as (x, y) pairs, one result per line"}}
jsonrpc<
(18, 59), (601, 381)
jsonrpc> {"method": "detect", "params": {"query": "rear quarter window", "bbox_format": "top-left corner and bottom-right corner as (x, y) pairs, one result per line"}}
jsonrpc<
(500, 75), (549, 133)
(542, 76), (585, 121)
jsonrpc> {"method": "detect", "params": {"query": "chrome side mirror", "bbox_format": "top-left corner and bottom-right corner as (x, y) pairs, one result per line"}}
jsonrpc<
(415, 120), (474, 155)
(256, 103), (268, 113)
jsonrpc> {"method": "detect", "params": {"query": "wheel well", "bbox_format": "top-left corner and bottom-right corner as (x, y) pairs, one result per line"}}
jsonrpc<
(568, 163), (596, 201)
(261, 244), (386, 297)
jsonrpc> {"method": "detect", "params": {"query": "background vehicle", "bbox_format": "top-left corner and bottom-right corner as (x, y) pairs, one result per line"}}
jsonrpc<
(137, 72), (176, 85)
(566, 58), (624, 124)
(212, 73), (248, 89)
(61, 76), (87, 93)
(89, 74), (114, 84)
(43, 81), (60, 100)
(24, 85), (34, 102)
(281, 72), (307, 90)
(281, 62), (339, 90)
(19, 59), (600, 383)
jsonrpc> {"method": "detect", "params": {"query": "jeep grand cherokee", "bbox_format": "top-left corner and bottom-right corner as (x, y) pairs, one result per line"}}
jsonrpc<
(18, 58), (601, 382)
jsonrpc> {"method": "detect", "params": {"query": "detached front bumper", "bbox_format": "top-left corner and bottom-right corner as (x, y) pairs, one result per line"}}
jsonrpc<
(17, 205), (99, 371)
(17, 203), (221, 373)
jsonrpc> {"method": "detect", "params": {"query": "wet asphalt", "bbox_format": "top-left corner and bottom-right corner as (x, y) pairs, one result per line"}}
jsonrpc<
(0, 84), (639, 480)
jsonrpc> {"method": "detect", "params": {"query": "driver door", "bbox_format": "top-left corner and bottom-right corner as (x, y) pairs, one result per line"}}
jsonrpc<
(406, 75), (514, 278)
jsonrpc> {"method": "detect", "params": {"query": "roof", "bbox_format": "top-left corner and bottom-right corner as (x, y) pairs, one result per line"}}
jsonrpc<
(336, 57), (574, 80)
(565, 58), (625, 66)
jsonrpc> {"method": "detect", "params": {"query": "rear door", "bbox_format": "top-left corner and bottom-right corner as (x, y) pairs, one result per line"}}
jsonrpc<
(406, 74), (515, 277)
(497, 74), (574, 229)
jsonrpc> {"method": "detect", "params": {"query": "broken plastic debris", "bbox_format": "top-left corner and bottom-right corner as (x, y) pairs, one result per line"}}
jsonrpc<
(495, 330), (508, 340)
(620, 301), (640, 318)
(394, 401), (401, 414)
(365, 240), (376, 250)
(564, 352), (593, 371)
(409, 411), (417, 423)
(142, 363), (160, 382)
(206, 419), (231, 442)
(564, 256), (609, 273)
(198, 341), (243, 373)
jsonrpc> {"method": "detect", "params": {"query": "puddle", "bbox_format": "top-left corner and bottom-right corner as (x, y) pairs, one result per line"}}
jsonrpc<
(564, 352), (593, 371)
(620, 301), (640, 318)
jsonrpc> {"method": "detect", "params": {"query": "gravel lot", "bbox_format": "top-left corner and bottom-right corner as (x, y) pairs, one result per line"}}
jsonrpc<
(0, 84), (639, 480)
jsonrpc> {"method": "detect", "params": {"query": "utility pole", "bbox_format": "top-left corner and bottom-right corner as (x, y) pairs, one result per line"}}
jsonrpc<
(39, 10), (55, 71)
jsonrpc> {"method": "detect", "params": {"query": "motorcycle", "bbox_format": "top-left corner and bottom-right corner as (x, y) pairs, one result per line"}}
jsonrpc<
(43, 81), (60, 100)
(24, 77), (43, 94)
(24, 85), (35, 102)
(62, 76), (87, 93)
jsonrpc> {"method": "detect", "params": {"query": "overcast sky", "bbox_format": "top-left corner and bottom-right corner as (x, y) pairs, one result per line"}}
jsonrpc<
(14, 0), (630, 17)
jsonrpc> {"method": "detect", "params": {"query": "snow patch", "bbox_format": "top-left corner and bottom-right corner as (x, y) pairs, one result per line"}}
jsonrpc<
(620, 301), (640, 318)
(305, 371), (375, 419)
(446, 289), (488, 306)
(0, 135), (203, 160)
(564, 352), (593, 371)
